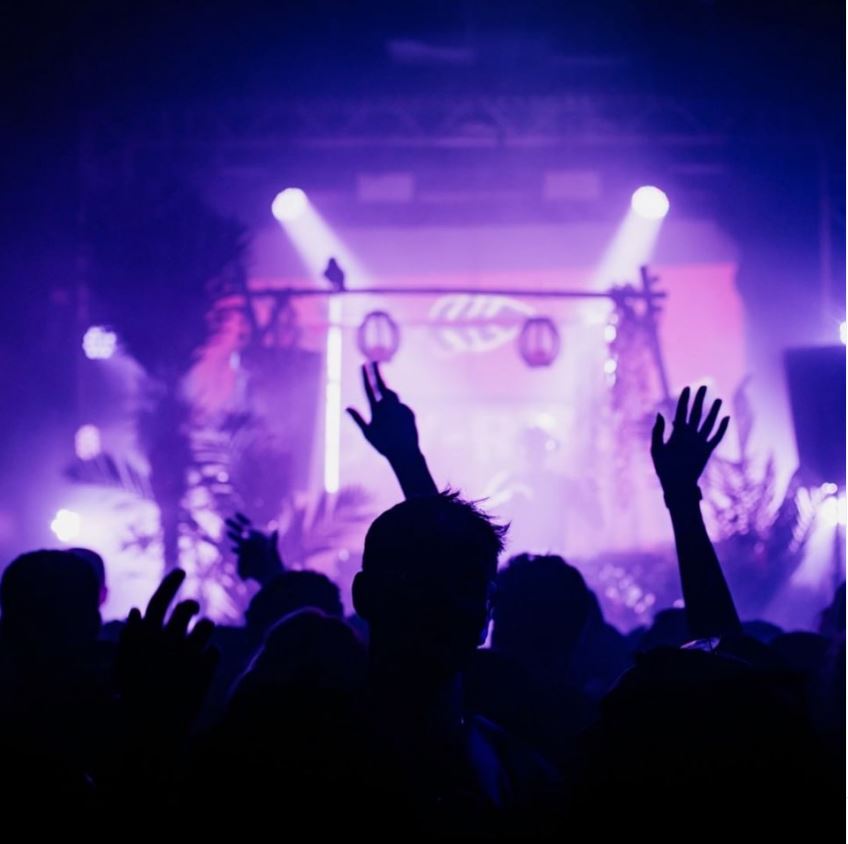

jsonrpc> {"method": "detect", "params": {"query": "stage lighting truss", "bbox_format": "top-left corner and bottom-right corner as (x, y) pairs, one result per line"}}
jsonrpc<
(240, 265), (671, 391)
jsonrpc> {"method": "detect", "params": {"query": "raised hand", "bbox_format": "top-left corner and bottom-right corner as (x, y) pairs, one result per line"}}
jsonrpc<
(225, 512), (283, 585)
(116, 569), (218, 731)
(347, 362), (437, 498)
(651, 385), (730, 498)
(650, 386), (740, 638)
(347, 363), (421, 461)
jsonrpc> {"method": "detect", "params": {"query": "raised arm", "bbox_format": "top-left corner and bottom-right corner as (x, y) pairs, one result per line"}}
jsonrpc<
(117, 569), (218, 732)
(651, 385), (741, 639)
(225, 512), (284, 586)
(347, 362), (438, 498)
(105, 569), (217, 811)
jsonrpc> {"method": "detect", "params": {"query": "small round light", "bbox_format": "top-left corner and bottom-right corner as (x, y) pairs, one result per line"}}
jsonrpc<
(820, 493), (847, 528)
(82, 326), (117, 360)
(271, 188), (308, 222)
(631, 186), (670, 221)
(51, 509), (81, 542)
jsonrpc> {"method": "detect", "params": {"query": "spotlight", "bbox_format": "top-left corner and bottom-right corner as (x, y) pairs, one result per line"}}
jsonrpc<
(271, 188), (308, 222)
(631, 186), (670, 221)
(82, 326), (117, 360)
(820, 493), (847, 528)
(840, 321), (846, 345)
(75, 425), (101, 460)
(50, 508), (81, 542)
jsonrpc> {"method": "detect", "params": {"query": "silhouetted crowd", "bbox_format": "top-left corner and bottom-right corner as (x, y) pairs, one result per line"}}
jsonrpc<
(0, 365), (842, 837)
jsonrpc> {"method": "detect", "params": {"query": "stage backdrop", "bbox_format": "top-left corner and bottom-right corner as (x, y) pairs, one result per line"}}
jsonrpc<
(218, 217), (746, 563)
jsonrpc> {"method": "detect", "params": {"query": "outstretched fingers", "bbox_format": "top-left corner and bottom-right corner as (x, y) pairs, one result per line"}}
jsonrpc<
(187, 617), (216, 653)
(346, 406), (369, 434)
(166, 599), (200, 640)
(673, 387), (691, 428)
(651, 413), (666, 456)
(371, 362), (398, 403)
(699, 398), (722, 440)
(224, 519), (245, 543)
(145, 569), (186, 629)
(361, 364), (377, 411)
(689, 385), (707, 429)
(706, 416), (730, 453)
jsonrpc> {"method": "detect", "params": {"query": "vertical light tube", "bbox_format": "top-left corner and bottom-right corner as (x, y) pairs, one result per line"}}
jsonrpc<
(323, 296), (343, 493)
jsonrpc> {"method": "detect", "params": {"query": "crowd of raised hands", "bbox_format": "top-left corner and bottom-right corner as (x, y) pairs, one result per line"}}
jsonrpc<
(0, 363), (842, 837)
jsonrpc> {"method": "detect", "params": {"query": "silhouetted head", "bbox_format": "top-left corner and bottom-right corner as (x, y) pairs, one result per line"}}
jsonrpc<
(741, 619), (783, 645)
(353, 492), (506, 676)
(236, 609), (366, 702)
(0, 550), (101, 656)
(577, 647), (822, 835)
(245, 570), (343, 642)
(771, 631), (830, 677)
(819, 581), (845, 638)
(209, 610), (369, 832)
(635, 607), (691, 652)
(492, 553), (591, 672)
(69, 547), (108, 607)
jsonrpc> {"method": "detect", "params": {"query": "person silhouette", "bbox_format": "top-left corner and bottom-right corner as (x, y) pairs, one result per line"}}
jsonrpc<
(352, 491), (559, 835)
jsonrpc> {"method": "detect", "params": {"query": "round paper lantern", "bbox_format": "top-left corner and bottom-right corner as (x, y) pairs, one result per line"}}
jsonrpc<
(517, 316), (560, 368)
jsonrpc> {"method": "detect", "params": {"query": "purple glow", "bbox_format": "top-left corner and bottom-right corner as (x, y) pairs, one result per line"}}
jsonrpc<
(631, 186), (670, 220)
(74, 424), (101, 460)
(82, 326), (117, 360)
(271, 188), (308, 222)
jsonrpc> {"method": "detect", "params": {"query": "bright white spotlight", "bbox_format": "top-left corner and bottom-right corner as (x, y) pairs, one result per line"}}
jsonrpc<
(840, 321), (846, 345)
(75, 424), (101, 460)
(82, 326), (117, 360)
(50, 509), (81, 542)
(271, 188), (308, 222)
(631, 186), (670, 221)
(820, 493), (847, 528)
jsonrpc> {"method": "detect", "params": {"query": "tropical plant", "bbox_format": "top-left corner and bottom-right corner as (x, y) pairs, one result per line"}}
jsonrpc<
(84, 175), (247, 570)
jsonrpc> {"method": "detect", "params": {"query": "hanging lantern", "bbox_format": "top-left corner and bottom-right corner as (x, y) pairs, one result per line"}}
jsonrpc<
(517, 316), (560, 368)
(357, 310), (401, 362)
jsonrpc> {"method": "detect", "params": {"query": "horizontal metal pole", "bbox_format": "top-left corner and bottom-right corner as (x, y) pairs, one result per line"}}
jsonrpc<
(246, 286), (666, 300)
